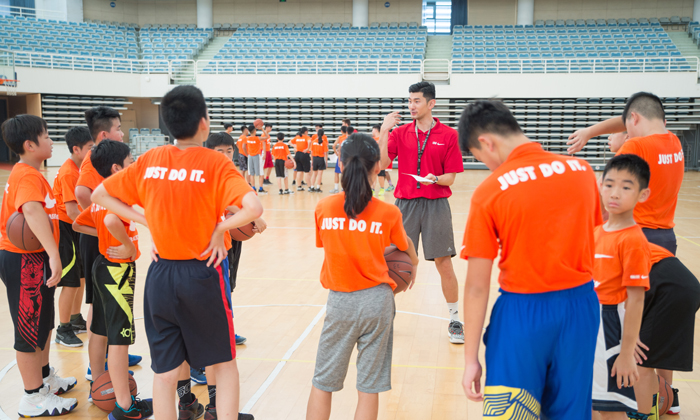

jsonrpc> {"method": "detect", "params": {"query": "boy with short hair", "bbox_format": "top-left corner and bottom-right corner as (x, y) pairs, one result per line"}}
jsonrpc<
(54, 126), (94, 347)
(0, 114), (78, 416)
(272, 132), (294, 194)
(73, 140), (153, 420)
(592, 154), (651, 419)
(236, 125), (249, 182)
(458, 101), (601, 418)
(91, 85), (262, 420)
(329, 126), (347, 194)
(262, 123), (274, 185)
(246, 125), (266, 193)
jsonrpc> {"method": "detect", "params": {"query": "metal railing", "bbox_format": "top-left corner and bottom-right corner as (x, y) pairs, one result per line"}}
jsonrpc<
(450, 56), (700, 74)
(196, 59), (423, 75)
(0, 5), (67, 22)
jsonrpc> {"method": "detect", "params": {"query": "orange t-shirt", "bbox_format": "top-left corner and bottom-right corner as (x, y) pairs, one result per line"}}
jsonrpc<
(311, 134), (328, 149)
(617, 132), (684, 229)
(246, 136), (263, 156)
(220, 212), (232, 251)
(271, 142), (290, 160)
(461, 142), (603, 294)
(0, 163), (60, 253)
(264, 137), (271, 152)
(593, 225), (651, 305)
(316, 194), (409, 292)
(76, 150), (104, 192)
(53, 158), (81, 224)
(649, 242), (674, 265)
(335, 134), (347, 150)
(102, 145), (252, 261)
(311, 141), (327, 158)
(75, 204), (141, 263)
(293, 135), (310, 153)
(236, 135), (247, 157)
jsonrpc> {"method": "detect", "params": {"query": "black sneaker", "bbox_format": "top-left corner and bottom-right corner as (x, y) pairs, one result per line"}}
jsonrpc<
(301, 181), (307, 186)
(297, 186), (304, 191)
(204, 405), (216, 420)
(284, 189), (291, 194)
(263, 179), (273, 185)
(179, 398), (205, 420)
(316, 188), (323, 193)
(55, 325), (83, 347)
(668, 388), (680, 415)
(109, 396), (154, 420)
(238, 414), (254, 420)
(278, 189), (284, 195)
(70, 315), (87, 334)
(292, 180), (296, 185)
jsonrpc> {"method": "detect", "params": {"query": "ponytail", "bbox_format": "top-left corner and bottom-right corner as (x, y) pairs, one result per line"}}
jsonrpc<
(340, 133), (380, 219)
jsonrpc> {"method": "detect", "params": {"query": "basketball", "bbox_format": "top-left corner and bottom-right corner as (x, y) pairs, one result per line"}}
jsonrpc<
(6, 211), (53, 251)
(384, 245), (414, 294)
(90, 371), (138, 412)
(657, 376), (674, 415)
(285, 158), (294, 169)
(254, 118), (264, 129)
(225, 212), (257, 241)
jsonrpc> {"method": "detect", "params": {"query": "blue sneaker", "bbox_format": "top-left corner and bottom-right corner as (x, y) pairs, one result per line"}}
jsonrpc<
(235, 334), (247, 345)
(190, 367), (207, 385)
(86, 365), (134, 381)
(128, 354), (142, 366)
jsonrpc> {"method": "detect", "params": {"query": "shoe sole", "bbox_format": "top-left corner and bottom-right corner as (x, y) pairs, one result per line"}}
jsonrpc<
(51, 381), (77, 395)
(448, 332), (465, 344)
(190, 378), (207, 385)
(19, 402), (78, 417)
(236, 339), (247, 345)
(72, 329), (88, 334)
(55, 337), (83, 347)
(667, 408), (680, 415)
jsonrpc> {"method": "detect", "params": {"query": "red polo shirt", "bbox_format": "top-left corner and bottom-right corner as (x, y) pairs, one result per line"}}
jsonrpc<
(387, 117), (464, 200)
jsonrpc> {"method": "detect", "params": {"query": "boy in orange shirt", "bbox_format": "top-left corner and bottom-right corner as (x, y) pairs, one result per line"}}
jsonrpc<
(53, 126), (94, 348)
(272, 132), (295, 194)
(246, 125), (266, 194)
(308, 133), (418, 420)
(0, 115), (78, 416)
(591, 154), (651, 419)
(329, 126), (347, 194)
(458, 101), (602, 418)
(309, 129), (327, 193)
(73, 140), (153, 420)
(236, 125), (250, 184)
(91, 86), (261, 420)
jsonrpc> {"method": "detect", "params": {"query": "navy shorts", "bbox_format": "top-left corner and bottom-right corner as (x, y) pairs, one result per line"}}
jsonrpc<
(483, 282), (599, 419)
(80, 233), (100, 304)
(144, 258), (235, 373)
(642, 227), (676, 255)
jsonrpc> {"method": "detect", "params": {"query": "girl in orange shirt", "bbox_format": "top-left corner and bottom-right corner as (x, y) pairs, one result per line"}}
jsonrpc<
(307, 133), (418, 420)
(309, 129), (327, 193)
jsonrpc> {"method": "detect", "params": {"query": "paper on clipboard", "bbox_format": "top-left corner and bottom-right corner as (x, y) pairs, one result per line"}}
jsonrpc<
(404, 173), (436, 184)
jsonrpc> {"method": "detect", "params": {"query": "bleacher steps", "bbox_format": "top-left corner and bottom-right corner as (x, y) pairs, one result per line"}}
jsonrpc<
(172, 36), (228, 85)
(423, 35), (452, 81)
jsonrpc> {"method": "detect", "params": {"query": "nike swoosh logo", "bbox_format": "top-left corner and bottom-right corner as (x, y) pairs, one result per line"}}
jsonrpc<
(595, 254), (614, 259)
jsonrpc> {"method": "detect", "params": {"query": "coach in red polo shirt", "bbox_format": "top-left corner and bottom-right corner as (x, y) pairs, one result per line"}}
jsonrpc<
(378, 82), (465, 344)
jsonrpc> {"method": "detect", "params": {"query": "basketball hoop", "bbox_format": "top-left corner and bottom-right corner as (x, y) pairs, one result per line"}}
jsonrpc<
(1, 79), (18, 96)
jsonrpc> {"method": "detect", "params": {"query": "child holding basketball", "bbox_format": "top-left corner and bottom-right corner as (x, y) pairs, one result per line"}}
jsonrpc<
(272, 132), (295, 194)
(592, 154), (651, 419)
(53, 126), (94, 348)
(307, 133), (418, 420)
(72, 140), (153, 419)
(310, 129), (327, 193)
(91, 86), (262, 420)
(0, 115), (78, 416)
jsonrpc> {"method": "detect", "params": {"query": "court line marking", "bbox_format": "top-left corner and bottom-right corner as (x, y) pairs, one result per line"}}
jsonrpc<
(0, 360), (17, 420)
(242, 305), (327, 413)
(678, 235), (700, 248)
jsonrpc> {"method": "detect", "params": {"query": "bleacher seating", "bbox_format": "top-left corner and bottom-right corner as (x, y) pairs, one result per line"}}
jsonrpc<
(41, 95), (130, 141)
(138, 26), (213, 61)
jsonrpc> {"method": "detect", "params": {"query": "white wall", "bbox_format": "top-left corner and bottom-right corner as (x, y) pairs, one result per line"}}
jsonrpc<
(534, 0), (695, 21)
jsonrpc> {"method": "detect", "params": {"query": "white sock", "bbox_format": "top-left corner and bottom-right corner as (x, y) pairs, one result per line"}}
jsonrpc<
(447, 302), (460, 323)
(335, 183), (339, 190)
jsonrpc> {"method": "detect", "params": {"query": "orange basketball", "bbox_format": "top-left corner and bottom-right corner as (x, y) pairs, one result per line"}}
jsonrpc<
(91, 371), (138, 412)
(225, 212), (257, 241)
(658, 376), (674, 415)
(254, 119), (264, 129)
(384, 245), (414, 294)
(6, 211), (53, 251)
(285, 158), (294, 169)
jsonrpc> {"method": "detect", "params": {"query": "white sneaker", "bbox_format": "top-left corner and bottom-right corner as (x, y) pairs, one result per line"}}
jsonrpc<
(18, 385), (78, 417)
(329, 188), (339, 194)
(448, 320), (465, 344)
(43, 367), (77, 395)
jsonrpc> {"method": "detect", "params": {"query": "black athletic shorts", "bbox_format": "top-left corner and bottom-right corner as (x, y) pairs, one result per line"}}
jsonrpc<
(80, 233), (100, 304)
(642, 227), (677, 255)
(144, 259), (235, 373)
(378, 170), (386, 177)
(312, 156), (326, 171)
(229, 241), (242, 291)
(639, 257), (700, 371)
(295, 152), (311, 173)
(275, 159), (286, 178)
(238, 155), (248, 172)
(91, 255), (136, 346)
(0, 250), (55, 352)
(58, 220), (82, 287)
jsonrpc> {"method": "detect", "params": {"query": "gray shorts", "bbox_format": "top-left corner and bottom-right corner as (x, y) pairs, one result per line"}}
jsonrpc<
(248, 153), (262, 176)
(238, 155), (248, 172)
(395, 197), (456, 261)
(312, 283), (395, 394)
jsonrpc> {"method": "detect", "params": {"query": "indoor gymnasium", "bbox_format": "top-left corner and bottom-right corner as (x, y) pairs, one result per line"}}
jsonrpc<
(0, 1), (699, 419)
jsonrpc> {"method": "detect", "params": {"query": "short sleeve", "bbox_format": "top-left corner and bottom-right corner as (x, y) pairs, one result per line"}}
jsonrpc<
(217, 159), (253, 210)
(75, 207), (96, 228)
(460, 189), (499, 260)
(102, 157), (144, 207)
(444, 130), (465, 174)
(621, 237), (651, 291)
(60, 171), (79, 203)
(389, 207), (409, 251)
(387, 129), (399, 162)
(617, 140), (641, 157)
(314, 203), (323, 248)
(15, 172), (47, 210)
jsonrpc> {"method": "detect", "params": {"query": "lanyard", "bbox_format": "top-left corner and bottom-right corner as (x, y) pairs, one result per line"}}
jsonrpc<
(415, 121), (433, 189)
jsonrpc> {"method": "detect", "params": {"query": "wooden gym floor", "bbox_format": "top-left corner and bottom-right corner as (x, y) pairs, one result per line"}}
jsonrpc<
(0, 166), (699, 420)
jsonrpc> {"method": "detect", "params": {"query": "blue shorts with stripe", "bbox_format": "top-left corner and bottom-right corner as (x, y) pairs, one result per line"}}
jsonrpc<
(144, 258), (235, 373)
(483, 281), (599, 420)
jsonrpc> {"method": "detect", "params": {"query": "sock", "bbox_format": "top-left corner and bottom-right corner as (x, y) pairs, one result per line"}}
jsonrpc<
(447, 302), (460, 323)
(42, 364), (50, 379)
(628, 411), (650, 420)
(334, 183), (339, 190)
(177, 379), (194, 404)
(70, 314), (81, 322)
(208, 385), (216, 407)
(59, 321), (71, 328)
(25, 385), (42, 394)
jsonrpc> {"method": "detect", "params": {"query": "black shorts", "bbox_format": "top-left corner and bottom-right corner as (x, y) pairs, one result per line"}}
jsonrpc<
(312, 156), (326, 171)
(144, 259), (235, 373)
(378, 170), (386, 177)
(58, 220), (82, 287)
(275, 159), (286, 178)
(0, 250), (55, 352)
(642, 227), (677, 255)
(80, 233), (100, 304)
(238, 155), (248, 172)
(91, 255), (136, 345)
(639, 257), (700, 371)
(229, 241), (242, 291)
(294, 152), (311, 173)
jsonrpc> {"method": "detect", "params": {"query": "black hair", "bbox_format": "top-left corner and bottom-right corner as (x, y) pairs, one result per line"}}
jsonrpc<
(342, 118), (351, 126)
(240, 125), (248, 133)
(340, 126), (347, 134)
(340, 133), (380, 219)
(91, 139), (132, 179)
(298, 126), (308, 136)
(65, 126), (93, 154)
(1, 114), (47, 155)
(621, 92), (665, 123)
(458, 100), (523, 151)
(315, 123), (323, 128)
(317, 129), (324, 144)
(160, 85), (208, 139)
(602, 154), (651, 190)
(264, 123), (273, 129)
(84, 106), (120, 141)
(277, 132), (285, 140)
(372, 124), (381, 132)
(206, 132), (235, 149)
(347, 126), (355, 134)
(223, 123), (233, 129)
(408, 81), (436, 102)
(247, 124), (256, 133)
